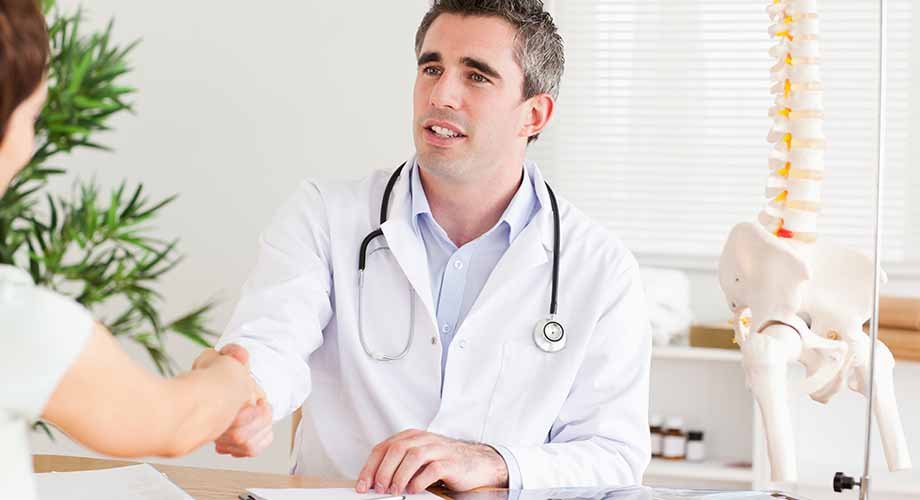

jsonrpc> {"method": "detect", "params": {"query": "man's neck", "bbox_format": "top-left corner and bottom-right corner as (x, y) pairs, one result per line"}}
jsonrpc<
(419, 160), (525, 248)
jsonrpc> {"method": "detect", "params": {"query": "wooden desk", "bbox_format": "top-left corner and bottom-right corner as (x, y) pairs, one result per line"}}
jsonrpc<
(32, 455), (474, 499)
(34, 454), (356, 500)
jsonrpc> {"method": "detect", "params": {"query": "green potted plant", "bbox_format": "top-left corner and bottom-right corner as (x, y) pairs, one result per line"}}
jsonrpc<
(0, 0), (216, 401)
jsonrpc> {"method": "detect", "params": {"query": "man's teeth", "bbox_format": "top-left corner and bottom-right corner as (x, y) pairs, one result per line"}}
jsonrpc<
(431, 125), (461, 138)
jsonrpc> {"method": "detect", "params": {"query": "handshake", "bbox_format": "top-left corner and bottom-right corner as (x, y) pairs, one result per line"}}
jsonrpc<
(190, 344), (276, 457)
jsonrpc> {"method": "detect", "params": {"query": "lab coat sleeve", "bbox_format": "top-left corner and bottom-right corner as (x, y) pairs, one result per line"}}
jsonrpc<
(216, 180), (333, 422)
(493, 445), (523, 490)
(503, 259), (652, 488)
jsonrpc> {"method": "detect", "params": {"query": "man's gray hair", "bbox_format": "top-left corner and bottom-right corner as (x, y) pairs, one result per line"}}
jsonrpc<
(415, 0), (565, 143)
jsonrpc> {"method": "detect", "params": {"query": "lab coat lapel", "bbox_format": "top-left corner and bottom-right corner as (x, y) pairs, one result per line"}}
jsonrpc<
(378, 162), (557, 335)
(472, 165), (556, 315)
(379, 170), (439, 332)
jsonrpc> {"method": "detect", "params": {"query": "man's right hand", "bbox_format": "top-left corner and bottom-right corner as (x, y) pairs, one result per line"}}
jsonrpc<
(193, 344), (274, 457)
(214, 398), (274, 457)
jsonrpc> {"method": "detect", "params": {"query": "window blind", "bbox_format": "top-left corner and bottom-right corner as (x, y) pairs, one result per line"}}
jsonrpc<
(532, 0), (917, 275)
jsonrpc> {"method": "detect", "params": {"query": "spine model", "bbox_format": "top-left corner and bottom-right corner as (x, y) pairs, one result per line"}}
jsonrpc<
(762, 0), (823, 243)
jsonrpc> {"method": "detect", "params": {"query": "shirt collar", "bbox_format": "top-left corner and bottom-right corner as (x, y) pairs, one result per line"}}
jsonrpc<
(409, 159), (540, 245)
(409, 160), (433, 235)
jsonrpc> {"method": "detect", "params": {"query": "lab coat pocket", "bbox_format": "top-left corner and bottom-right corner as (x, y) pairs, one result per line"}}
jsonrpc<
(484, 337), (573, 444)
(357, 245), (415, 359)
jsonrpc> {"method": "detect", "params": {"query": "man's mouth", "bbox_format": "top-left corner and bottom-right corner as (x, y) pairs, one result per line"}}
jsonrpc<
(427, 125), (466, 138)
(422, 120), (468, 142)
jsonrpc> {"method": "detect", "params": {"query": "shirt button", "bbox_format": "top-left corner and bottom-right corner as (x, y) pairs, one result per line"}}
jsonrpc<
(442, 324), (452, 333)
(453, 260), (463, 270)
(459, 340), (468, 349)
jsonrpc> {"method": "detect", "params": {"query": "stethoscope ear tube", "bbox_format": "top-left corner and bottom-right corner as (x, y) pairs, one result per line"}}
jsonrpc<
(356, 162), (410, 361)
(379, 163), (406, 224)
(544, 182), (561, 317)
(358, 229), (383, 271)
(537, 182), (566, 353)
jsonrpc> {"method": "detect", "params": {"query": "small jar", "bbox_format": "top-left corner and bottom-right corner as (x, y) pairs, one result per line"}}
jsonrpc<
(686, 430), (706, 462)
(661, 417), (687, 460)
(649, 415), (664, 458)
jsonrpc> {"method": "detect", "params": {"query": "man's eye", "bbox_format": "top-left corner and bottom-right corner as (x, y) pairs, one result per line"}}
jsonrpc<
(471, 73), (489, 83)
(423, 66), (441, 76)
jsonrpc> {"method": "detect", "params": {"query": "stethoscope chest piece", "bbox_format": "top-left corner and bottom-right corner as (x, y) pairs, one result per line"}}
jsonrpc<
(533, 317), (566, 353)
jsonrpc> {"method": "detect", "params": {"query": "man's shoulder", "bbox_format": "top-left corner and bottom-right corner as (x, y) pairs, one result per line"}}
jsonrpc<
(263, 167), (403, 237)
(293, 169), (393, 205)
(555, 195), (639, 275)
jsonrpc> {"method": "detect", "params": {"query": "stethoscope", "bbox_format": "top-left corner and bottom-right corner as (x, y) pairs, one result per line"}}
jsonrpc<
(357, 162), (566, 361)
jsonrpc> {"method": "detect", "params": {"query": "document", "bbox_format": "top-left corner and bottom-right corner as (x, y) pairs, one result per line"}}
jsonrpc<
(449, 487), (805, 500)
(34, 463), (192, 500)
(244, 488), (442, 500)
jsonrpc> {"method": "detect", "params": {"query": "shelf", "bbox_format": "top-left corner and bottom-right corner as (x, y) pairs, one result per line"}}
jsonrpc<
(646, 458), (753, 483)
(652, 345), (742, 362)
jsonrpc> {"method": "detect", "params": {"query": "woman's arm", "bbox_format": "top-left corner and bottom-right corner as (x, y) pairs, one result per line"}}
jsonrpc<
(42, 322), (257, 458)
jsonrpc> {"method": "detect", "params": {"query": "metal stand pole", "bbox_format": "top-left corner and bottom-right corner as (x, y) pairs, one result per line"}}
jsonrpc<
(833, 0), (887, 497)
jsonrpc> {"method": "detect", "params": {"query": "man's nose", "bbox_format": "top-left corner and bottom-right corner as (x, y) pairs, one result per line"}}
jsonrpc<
(428, 72), (461, 110)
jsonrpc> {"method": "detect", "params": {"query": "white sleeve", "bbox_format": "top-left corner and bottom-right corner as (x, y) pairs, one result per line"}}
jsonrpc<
(504, 259), (652, 488)
(0, 284), (94, 421)
(217, 181), (334, 422)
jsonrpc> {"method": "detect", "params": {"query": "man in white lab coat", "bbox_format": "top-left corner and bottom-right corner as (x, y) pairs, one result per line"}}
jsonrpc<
(202, 0), (651, 495)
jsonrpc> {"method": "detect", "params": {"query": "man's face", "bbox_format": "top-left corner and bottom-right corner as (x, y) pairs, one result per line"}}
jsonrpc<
(413, 14), (530, 181)
(0, 81), (47, 195)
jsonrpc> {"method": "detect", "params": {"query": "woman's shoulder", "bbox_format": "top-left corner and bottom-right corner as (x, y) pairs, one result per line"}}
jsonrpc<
(0, 264), (34, 287)
(0, 265), (92, 340)
(0, 265), (95, 421)
(0, 264), (37, 311)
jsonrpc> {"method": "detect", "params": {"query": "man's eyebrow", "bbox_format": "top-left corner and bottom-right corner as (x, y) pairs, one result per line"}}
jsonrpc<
(417, 51), (503, 81)
(462, 57), (502, 80)
(418, 51), (441, 66)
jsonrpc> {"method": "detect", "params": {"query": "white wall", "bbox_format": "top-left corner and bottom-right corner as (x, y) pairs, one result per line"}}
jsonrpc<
(31, 0), (429, 473)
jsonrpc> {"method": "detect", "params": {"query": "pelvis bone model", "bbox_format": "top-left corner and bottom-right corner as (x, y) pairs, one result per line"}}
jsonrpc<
(717, 0), (912, 483)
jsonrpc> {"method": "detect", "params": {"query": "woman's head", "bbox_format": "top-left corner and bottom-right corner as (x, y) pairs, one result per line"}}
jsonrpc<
(0, 0), (49, 194)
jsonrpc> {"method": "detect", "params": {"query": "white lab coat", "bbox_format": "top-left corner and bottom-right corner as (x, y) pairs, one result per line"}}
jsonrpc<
(218, 159), (652, 489)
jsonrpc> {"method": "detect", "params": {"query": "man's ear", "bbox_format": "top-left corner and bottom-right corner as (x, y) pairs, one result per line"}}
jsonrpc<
(520, 93), (555, 140)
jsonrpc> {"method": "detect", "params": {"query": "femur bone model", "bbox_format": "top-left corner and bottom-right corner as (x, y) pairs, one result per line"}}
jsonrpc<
(716, 0), (912, 483)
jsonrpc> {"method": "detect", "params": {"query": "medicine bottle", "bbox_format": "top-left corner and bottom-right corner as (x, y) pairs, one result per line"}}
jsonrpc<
(661, 417), (687, 460)
(649, 415), (664, 458)
(686, 430), (706, 462)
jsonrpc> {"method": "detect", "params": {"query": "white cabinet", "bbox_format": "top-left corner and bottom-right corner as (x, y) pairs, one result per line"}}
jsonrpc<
(644, 347), (920, 500)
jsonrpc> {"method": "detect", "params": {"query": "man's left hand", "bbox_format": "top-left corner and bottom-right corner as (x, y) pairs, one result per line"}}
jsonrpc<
(355, 429), (509, 495)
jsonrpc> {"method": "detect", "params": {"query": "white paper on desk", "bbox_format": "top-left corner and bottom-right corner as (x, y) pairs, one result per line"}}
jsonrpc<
(34, 463), (192, 500)
(246, 488), (442, 500)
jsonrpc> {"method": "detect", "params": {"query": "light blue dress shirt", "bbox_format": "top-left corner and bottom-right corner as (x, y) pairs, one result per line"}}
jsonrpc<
(409, 160), (540, 491)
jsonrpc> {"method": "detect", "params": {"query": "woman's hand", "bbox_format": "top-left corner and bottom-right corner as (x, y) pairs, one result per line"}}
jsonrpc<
(193, 344), (265, 404)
